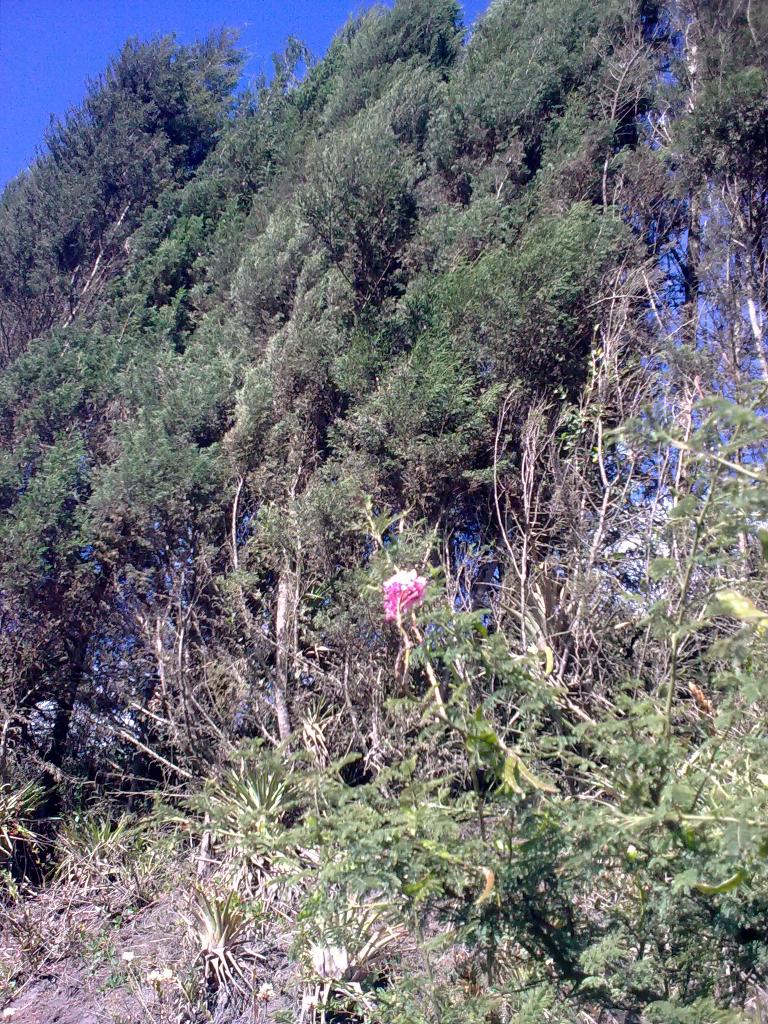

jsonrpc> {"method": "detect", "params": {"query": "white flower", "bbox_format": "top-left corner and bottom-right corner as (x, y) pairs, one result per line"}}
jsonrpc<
(257, 982), (275, 1002)
(121, 950), (136, 963)
(310, 942), (349, 978)
(147, 967), (174, 985)
(2, 1010), (18, 1020)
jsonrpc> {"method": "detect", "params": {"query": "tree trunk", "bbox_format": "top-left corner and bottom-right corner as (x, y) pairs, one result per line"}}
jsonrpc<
(274, 568), (293, 742)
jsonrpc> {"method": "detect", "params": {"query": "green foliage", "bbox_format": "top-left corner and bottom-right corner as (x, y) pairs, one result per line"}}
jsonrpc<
(320, 0), (462, 127)
(199, 758), (293, 881)
(0, 31), (242, 363)
(0, 430), (91, 590)
(300, 109), (419, 302)
(190, 889), (253, 990)
(335, 335), (494, 508)
(1, 2), (768, 1021)
(0, 780), (44, 865)
(415, 202), (625, 389)
(686, 68), (768, 181)
(89, 413), (224, 553)
(429, 0), (603, 190)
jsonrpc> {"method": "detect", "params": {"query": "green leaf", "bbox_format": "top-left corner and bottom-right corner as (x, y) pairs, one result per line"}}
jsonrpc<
(541, 643), (554, 676)
(693, 869), (749, 896)
(709, 589), (768, 631)
(502, 752), (556, 795)
(649, 558), (676, 580)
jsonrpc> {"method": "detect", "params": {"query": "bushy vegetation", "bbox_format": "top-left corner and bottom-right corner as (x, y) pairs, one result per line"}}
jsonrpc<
(1, 1), (768, 1021)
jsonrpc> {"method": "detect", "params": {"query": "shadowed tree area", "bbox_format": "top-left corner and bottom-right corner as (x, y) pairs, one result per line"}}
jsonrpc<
(2, 2), (768, 1021)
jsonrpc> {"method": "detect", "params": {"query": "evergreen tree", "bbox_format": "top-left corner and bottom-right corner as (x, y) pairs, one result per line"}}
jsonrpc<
(1, 2), (768, 1021)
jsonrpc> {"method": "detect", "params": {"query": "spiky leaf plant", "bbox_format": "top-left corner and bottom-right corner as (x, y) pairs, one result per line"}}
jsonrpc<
(0, 780), (44, 863)
(189, 888), (255, 993)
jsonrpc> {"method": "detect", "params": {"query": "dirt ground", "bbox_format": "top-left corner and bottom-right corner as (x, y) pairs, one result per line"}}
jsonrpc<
(0, 887), (296, 1024)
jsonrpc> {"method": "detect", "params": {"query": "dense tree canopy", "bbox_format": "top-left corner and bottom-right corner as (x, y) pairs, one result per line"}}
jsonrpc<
(2, 2), (768, 1022)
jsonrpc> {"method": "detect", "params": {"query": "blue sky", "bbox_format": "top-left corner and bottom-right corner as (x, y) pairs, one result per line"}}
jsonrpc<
(0, 0), (488, 189)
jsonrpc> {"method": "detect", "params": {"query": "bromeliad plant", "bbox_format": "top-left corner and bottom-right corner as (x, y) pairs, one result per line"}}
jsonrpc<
(297, 900), (406, 1023)
(198, 755), (294, 890)
(208, 761), (290, 838)
(56, 814), (141, 886)
(0, 780), (44, 886)
(0, 780), (44, 863)
(189, 888), (255, 994)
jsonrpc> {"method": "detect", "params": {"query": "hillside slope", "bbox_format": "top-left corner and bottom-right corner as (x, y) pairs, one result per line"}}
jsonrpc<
(2, 1), (768, 1021)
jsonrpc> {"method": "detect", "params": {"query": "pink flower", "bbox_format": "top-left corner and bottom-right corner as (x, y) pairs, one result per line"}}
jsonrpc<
(382, 569), (427, 622)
